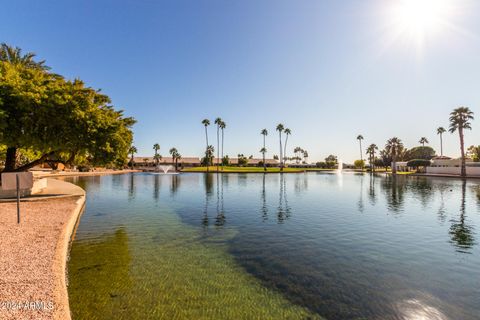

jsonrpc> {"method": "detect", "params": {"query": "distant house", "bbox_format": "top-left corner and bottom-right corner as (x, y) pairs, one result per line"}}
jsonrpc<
(131, 156), (201, 167)
(427, 157), (480, 176)
(392, 161), (411, 172)
(211, 158), (278, 166)
(130, 157), (278, 167)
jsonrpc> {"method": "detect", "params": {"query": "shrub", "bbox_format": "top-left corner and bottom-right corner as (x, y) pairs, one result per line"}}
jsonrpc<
(354, 159), (365, 169)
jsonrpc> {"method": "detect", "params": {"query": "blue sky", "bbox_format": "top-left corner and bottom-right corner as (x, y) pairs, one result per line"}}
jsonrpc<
(1, 0), (480, 162)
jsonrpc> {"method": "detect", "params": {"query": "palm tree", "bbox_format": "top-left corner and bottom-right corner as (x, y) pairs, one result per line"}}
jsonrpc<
(293, 147), (300, 164)
(169, 148), (181, 171)
(419, 137), (429, 147)
(153, 143), (160, 166)
(385, 137), (403, 174)
(437, 127), (446, 156)
(169, 147), (178, 164)
(214, 117), (222, 172)
(357, 135), (364, 163)
(174, 152), (182, 171)
(449, 107), (474, 177)
(366, 144), (378, 171)
(261, 129), (268, 171)
(260, 147), (267, 169)
(283, 128), (291, 166)
(220, 121), (226, 170)
(129, 146), (137, 169)
(202, 119), (210, 171)
(276, 124), (285, 171)
(153, 154), (162, 167)
(205, 145), (215, 167)
(0, 43), (49, 70)
(303, 150), (309, 163)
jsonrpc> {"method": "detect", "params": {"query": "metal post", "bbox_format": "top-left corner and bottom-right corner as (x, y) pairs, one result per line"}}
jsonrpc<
(16, 174), (20, 224)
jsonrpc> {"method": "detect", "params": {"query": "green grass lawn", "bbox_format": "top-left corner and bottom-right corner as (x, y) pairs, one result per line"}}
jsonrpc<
(181, 166), (335, 173)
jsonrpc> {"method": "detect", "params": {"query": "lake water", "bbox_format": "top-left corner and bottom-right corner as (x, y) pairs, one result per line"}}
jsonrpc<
(66, 172), (480, 320)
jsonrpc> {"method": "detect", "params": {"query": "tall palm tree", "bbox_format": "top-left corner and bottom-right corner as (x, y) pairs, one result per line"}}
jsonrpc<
(385, 137), (403, 174)
(276, 124), (285, 171)
(129, 146), (137, 169)
(449, 107), (474, 177)
(283, 128), (291, 166)
(202, 119), (210, 171)
(419, 137), (429, 147)
(357, 135), (364, 162)
(303, 150), (309, 163)
(261, 129), (268, 171)
(366, 144), (378, 171)
(153, 143), (160, 166)
(437, 127), (446, 156)
(214, 117), (222, 172)
(220, 121), (226, 170)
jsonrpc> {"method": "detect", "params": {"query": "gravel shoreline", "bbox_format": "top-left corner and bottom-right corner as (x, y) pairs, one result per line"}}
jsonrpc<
(0, 188), (85, 319)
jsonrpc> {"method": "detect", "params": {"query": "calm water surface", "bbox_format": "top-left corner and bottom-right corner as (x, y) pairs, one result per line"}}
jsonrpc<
(66, 173), (480, 320)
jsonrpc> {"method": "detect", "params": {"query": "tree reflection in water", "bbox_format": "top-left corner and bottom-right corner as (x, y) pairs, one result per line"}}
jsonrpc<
(153, 174), (160, 201)
(202, 173), (214, 229)
(294, 173), (308, 195)
(368, 173), (377, 206)
(449, 180), (476, 252)
(380, 175), (406, 213)
(215, 173), (226, 227)
(128, 173), (136, 200)
(261, 174), (268, 221)
(277, 174), (291, 223)
(357, 173), (365, 213)
(170, 174), (180, 195)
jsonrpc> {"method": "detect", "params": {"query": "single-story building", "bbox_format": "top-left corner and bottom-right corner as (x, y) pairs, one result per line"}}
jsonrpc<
(392, 161), (411, 172)
(130, 156), (278, 167)
(427, 157), (480, 176)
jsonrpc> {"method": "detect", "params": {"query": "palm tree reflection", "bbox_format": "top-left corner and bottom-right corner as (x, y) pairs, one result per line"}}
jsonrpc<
(153, 174), (160, 201)
(381, 175), (405, 213)
(436, 182), (449, 223)
(202, 174), (214, 228)
(215, 173), (226, 227)
(368, 174), (377, 206)
(128, 173), (136, 200)
(357, 174), (365, 213)
(261, 174), (268, 221)
(294, 173), (308, 194)
(170, 174), (180, 195)
(277, 174), (291, 223)
(449, 180), (475, 252)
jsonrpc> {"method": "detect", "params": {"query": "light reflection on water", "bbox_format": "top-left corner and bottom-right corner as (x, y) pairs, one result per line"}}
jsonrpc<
(65, 173), (480, 320)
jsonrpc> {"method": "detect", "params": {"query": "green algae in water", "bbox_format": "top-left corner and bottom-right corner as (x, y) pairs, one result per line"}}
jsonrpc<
(68, 206), (321, 319)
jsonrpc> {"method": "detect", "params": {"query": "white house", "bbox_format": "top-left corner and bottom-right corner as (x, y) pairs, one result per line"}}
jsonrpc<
(426, 157), (480, 176)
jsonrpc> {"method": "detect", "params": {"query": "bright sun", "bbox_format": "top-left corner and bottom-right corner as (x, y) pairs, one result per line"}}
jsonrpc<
(390, 0), (451, 42)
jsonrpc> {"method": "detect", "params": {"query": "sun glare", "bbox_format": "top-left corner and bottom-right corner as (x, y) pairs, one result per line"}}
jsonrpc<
(388, 0), (453, 48)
